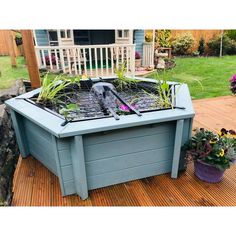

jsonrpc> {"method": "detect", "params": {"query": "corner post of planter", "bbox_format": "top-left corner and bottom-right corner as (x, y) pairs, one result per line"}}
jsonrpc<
(10, 110), (29, 158)
(21, 30), (41, 89)
(51, 135), (66, 196)
(71, 135), (88, 200)
(171, 119), (184, 178)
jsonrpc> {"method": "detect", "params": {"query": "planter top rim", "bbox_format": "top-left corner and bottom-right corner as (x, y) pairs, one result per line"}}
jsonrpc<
(5, 77), (195, 137)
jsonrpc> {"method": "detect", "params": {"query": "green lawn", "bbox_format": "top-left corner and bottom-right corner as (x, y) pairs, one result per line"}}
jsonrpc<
(0, 55), (235, 99)
(0, 56), (29, 89)
(147, 56), (236, 99)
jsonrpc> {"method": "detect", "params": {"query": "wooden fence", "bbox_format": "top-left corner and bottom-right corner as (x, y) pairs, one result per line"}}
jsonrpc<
(0, 30), (23, 56)
(145, 30), (222, 52)
(171, 30), (222, 52)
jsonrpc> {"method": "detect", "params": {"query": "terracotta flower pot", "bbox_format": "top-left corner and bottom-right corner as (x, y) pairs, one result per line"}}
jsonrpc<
(194, 160), (225, 183)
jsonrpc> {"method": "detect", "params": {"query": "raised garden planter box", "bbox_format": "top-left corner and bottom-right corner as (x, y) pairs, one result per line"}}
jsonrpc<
(5, 77), (194, 200)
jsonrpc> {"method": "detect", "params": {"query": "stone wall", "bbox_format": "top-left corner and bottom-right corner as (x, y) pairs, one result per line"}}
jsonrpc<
(0, 80), (26, 206)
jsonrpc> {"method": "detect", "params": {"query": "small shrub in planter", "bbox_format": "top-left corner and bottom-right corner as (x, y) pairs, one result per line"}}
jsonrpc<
(207, 35), (236, 56)
(184, 128), (236, 183)
(229, 74), (236, 95)
(172, 32), (194, 55)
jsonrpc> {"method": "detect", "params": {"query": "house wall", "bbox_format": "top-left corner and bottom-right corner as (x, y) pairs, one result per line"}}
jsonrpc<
(134, 30), (145, 58)
(34, 30), (49, 46)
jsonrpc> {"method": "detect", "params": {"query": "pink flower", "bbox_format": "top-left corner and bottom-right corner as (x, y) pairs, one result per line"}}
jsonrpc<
(119, 104), (137, 112)
(230, 74), (236, 82)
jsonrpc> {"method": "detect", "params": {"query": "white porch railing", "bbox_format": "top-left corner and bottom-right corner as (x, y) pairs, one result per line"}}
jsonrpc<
(142, 42), (154, 68)
(35, 44), (135, 77)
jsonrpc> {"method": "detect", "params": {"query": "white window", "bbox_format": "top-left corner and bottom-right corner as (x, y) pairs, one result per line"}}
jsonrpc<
(60, 30), (72, 39)
(117, 30), (130, 39)
(115, 30), (133, 44)
(48, 29), (58, 46)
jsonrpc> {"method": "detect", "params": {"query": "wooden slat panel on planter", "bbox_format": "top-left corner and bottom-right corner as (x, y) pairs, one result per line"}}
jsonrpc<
(12, 96), (236, 206)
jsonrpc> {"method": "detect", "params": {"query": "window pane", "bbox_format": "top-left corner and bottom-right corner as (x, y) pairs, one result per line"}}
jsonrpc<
(67, 30), (71, 38)
(48, 31), (58, 41)
(124, 30), (129, 38)
(60, 30), (65, 38)
(118, 30), (122, 38)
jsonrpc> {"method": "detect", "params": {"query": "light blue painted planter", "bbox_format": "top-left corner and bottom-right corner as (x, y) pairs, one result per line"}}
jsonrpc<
(5, 77), (194, 200)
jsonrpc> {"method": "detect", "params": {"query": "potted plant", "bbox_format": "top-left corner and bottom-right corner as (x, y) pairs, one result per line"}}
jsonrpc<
(184, 128), (236, 183)
(135, 51), (142, 68)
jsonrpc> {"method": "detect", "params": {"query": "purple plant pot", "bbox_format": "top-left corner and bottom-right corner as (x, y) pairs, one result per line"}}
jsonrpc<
(194, 160), (225, 183)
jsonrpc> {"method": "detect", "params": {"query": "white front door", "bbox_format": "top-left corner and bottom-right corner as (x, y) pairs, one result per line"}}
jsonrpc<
(57, 29), (74, 46)
(115, 30), (133, 44)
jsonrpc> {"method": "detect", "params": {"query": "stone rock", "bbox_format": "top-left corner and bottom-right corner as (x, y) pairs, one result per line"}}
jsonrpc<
(0, 80), (27, 206)
(156, 58), (166, 69)
(0, 79), (26, 105)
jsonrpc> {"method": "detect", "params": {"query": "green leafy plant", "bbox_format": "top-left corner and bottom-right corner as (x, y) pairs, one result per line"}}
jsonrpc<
(37, 74), (80, 104)
(172, 32), (194, 55)
(225, 30), (236, 41)
(208, 34), (236, 56)
(59, 103), (80, 118)
(157, 30), (171, 47)
(198, 37), (205, 55)
(184, 128), (236, 171)
(115, 62), (139, 91)
(145, 71), (175, 109)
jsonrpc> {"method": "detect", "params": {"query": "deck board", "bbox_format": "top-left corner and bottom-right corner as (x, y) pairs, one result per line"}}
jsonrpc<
(12, 96), (236, 206)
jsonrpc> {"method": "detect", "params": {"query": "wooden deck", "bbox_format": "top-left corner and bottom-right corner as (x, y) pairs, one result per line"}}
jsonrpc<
(12, 96), (236, 206)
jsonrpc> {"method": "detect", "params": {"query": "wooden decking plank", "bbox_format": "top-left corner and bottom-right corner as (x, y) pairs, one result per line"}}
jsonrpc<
(187, 164), (236, 206)
(12, 156), (22, 193)
(50, 173), (64, 206)
(12, 157), (35, 206)
(151, 174), (195, 206)
(123, 180), (155, 206)
(192, 120), (213, 132)
(30, 159), (51, 206)
(139, 177), (179, 206)
(104, 184), (141, 206)
(67, 195), (93, 207)
(89, 187), (116, 206)
(156, 173), (209, 206)
(194, 103), (236, 129)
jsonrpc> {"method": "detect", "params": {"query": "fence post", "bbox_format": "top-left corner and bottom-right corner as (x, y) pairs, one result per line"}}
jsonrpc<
(7, 30), (17, 67)
(21, 30), (41, 88)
